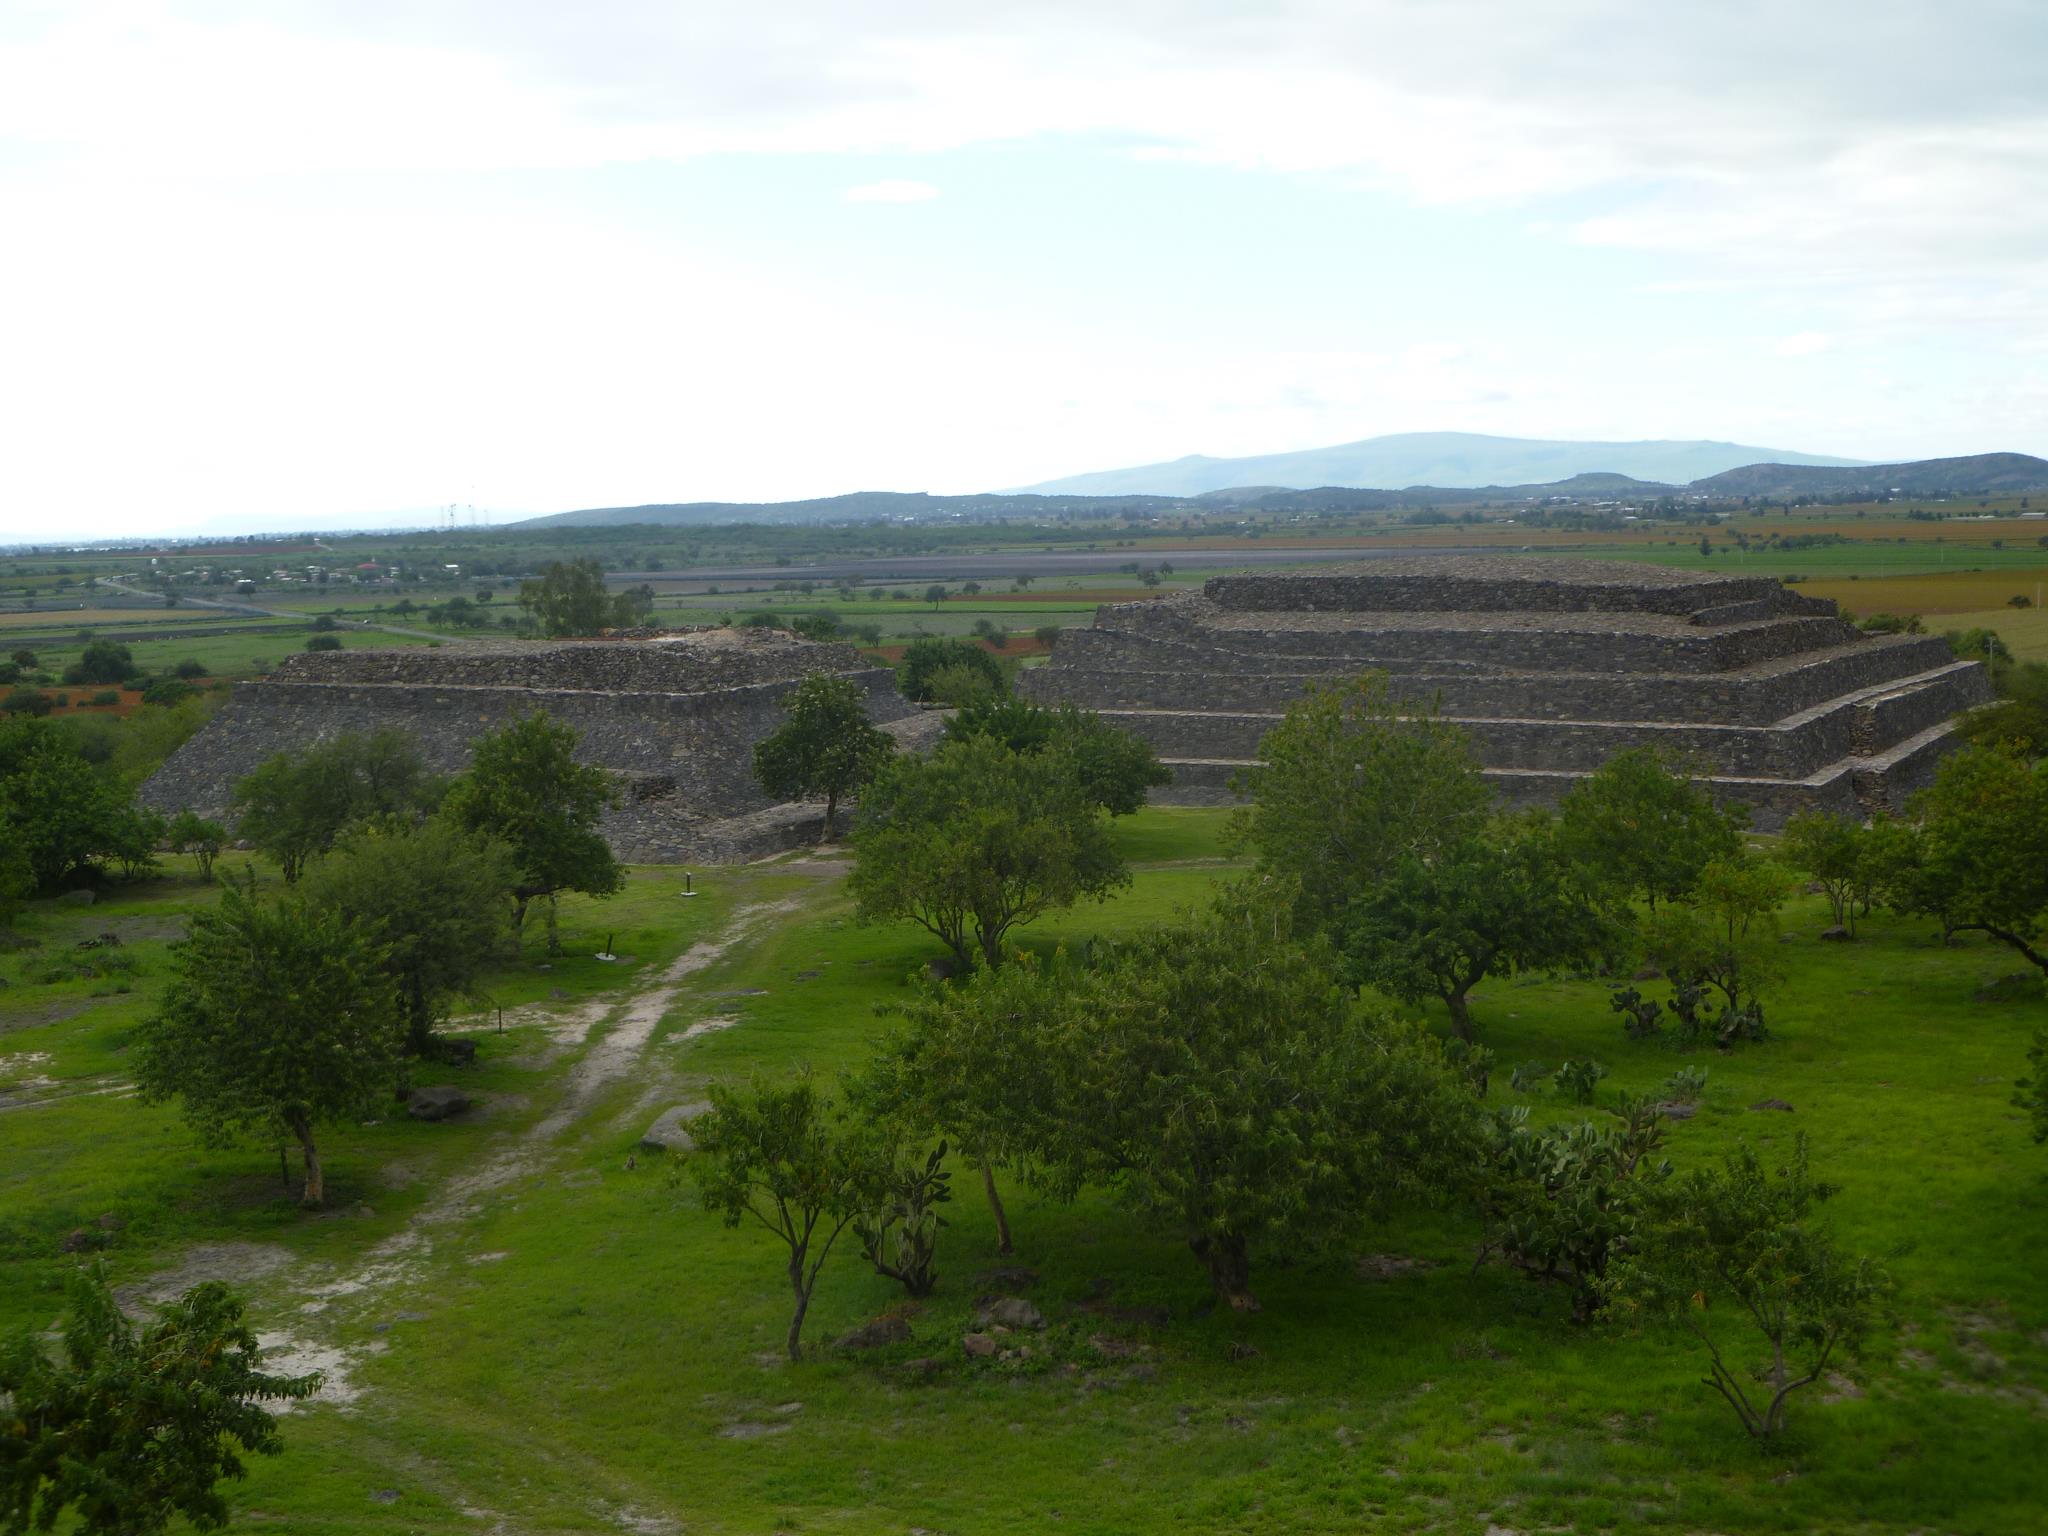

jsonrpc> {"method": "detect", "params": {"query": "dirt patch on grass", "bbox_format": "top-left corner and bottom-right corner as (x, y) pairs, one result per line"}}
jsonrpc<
(116, 1241), (296, 1313)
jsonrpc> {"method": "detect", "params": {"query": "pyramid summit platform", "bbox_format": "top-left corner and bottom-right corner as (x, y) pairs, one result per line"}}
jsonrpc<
(1021, 555), (1992, 825)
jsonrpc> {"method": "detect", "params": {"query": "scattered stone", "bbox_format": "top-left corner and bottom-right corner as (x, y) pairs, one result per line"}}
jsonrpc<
(898, 1356), (943, 1379)
(974, 1265), (1039, 1290)
(718, 1422), (789, 1440)
(1088, 1334), (1141, 1360)
(370, 1490), (400, 1505)
(962, 1332), (1000, 1358)
(75, 931), (121, 950)
(1124, 1363), (1159, 1384)
(1227, 1341), (1264, 1362)
(60, 1228), (103, 1254)
(793, 968), (822, 981)
(1356, 1253), (1438, 1280)
(705, 988), (768, 998)
(835, 1315), (912, 1351)
(1819, 926), (1852, 942)
(1820, 1370), (1865, 1402)
(406, 1085), (471, 1122)
(1749, 1098), (1795, 1113)
(433, 1038), (479, 1067)
(55, 890), (96, 907)
(1658, 1101), (1699, 1121)
(979, 1297), (1046, 1330)
(640, 1101), (711, 1152)
(1630, 964), (1661, 981)
(95, 1213), (124, 1231)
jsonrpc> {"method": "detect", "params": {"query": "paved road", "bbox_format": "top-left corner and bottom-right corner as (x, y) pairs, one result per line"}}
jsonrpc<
(93, 578), (467, 644)
(623, 544), (1497, 588)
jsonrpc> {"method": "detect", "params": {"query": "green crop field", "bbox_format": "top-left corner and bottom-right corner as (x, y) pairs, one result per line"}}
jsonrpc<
(3, 810), (2044, 1533)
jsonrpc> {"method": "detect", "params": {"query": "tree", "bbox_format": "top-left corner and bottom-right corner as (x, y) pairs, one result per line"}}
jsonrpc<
(1555, 747), (1745, 912)
(1476, 1096), (1670, 1322)
(944, 697), (1170, 816)
(896, 637), (1005, 704)
(60, 640), (139, 687)
(924, 584), (948, 610)
(165, 810), (227, 879)
(516, 559), (647, 637)
(1230, 674), (1490, 926)
(1639, 853), (1790, 1040)
(751, 674), (895, 839)
(230, 730), (442, 882)
(1893, 746), (2048, 978)
(1608, 1138), (1892, 1440)
(849, 733), (1127, 968)
(686, 1075), (881, 1362)
(2018, 1030), (2048, 1145)
(0, 1268), (317, 1534)
(301, 819), (516, 1056)
(303, 634), (342, 653)
(1779, 810), (1866, 934)
(1057, 897), (1477, 1309)
(857, 952), (1089, 1254)
(133, 886), (408, 1206)
(1341, 818), (1612, 1039)
(1955, 659), (2048, 759)
(0, 842), (30, 932)
(441, 712), (622, 941)
(0, 715), (132, 891)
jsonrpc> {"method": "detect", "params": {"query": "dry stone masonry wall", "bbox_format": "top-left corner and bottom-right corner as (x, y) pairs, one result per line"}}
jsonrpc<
(1022, 555), (1992, 826)
(142, 631), (918, 862)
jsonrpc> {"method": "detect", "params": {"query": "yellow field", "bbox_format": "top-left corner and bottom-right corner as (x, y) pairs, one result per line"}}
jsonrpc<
(1802, 566), (2048, 616)
(1938, 606), (2048, 663)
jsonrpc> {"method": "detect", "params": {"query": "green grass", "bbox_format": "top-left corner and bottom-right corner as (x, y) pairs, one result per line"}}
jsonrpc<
(3, 810), (2046, 1532)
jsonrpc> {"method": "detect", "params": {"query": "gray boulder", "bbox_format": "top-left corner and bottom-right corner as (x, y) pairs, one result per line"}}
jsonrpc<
(641, 1101), (711, 1152)
(406, 1086), (471, 1122)
(979, 1296), (1046, 1330)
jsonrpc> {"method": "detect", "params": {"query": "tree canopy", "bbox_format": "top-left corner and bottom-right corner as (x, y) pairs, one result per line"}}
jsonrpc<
(1892, 745), (2048, 977)
(1554, 746), (1745, 912)
(516, 559), (649, 637)
(849, 732), (1127, 967)
(944, 697), (1170, 816)
(896, 637), (1006, 705)
(231, 729), (443, 882)
(751, 673), (895, 839)
(133, 885), (409, 1206)
(1230, 674), (1490, 925)
(0, 715), (143, 892)
(441, 712), (623, 938)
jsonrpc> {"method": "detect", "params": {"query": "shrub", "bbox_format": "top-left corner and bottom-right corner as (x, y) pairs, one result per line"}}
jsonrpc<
(172, 659), (209, 679)
(89, 690), (120, 707)
(2, 688), (53, 716)
(1552, 1059), (1608, 1104)
(303, 635), (343, 653)
(897, 637), (1006, 704)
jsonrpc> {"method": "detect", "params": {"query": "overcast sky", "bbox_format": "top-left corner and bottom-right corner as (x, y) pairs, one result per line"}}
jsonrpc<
(4, 1), (2045, 538)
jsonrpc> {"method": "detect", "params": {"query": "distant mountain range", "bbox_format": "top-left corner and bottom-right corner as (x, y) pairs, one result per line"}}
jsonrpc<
(511, 446), (2048, 530)
(1010, 431), (1867, 498)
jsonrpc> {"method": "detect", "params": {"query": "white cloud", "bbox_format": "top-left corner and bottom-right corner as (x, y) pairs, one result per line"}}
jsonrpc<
(843, 179), (940, 203)
(1775, 332), (1834, 358)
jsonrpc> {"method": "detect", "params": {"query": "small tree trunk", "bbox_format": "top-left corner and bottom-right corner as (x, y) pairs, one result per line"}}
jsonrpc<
(820, 790), (838, 842)
(979, 1157), (1014, 1255)
(291, 1116), (324, 1207)
(1191, 1231), (1259, 1312)
(1444, 988), (1475, 1041)
(786, 1253), (812, 1362)
(511, 894), (530, 934)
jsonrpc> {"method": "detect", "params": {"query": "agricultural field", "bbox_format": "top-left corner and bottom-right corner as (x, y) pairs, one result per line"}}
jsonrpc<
(3, 812), (2044, 1533)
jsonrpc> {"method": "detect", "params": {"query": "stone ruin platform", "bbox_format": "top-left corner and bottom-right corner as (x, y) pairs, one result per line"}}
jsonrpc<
(1020, 556), (1992, 825)
(142, 629), (920, 862)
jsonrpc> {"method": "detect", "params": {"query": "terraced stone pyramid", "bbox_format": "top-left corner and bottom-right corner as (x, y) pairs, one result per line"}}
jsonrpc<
(1020, 556), (1991, 825)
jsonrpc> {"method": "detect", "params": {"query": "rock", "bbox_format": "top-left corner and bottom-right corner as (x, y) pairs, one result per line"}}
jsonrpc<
(1227, 1341), (1264, 1361)
(95, 1212), (125, 1231)
(974, 1265), (1039, 1290)
(1089, 1334), (1140, 1359)
(1749, 1098), (1795, 1113)
(369, 1490), (400, 1505)
(1658, 1100), (1699, 1120)
(1355, 1253), (1438, 1280)
(979, 1297), (1046, 1330)
(55, 890), (95, 907)
(961, 1332), (1000, 1358)
(430, 1037), (478, 1067)
(405, 1085), (471, 1122)
(898, 1356), (943, 1379)
(835, 1315), (912, 1351)
(1629, 964), (1661, 981)
(1819, 926), (1852, 942)
(640, 1101), (712, 1152)
(60, 1228), (100, 1253)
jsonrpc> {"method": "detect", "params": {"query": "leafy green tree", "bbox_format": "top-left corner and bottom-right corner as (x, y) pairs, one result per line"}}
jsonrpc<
(1476, 1096), (1670, 1322)
(685, 1075), (882, 1362)
(857, 952), (1089, 1253)
(0, 843), (30, 931)
(1555, 747), (1745, 912)
(0, 1268), (317, 1534)
(1341, 818), (1611, 1039)
(0, 715), (130, 890)
(1057, 897), (1477, 1310)
(2017, 1030), (2048, 1144)
(517, 558), (610, 636)
(1779, 810), (1866, 934)
(896, 637), (1005, 704)
(110, 692), (223, 787)
(165, 810), (227, 879)
(301, 819), (516, 1055)
(1954, 659), (2048, 759)
(1894, 746), (2048, 978)
(231, 730), (442, 882)
(944, 697), (1170, 816)
(60, 640), (139, 687)
(1609, 1138), (1892, 1440)
(1639, 853), (1791, 1036)
(849, 733), (1127, 968)
(751, 674), (895, 839)
(1230, 674), (1490, 926)
(133, 886), (408, 1206)
(441, 712), (622, 940)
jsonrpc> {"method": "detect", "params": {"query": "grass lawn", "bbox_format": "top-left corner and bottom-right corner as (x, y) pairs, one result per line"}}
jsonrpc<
(3, 811), (2046, 1532)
